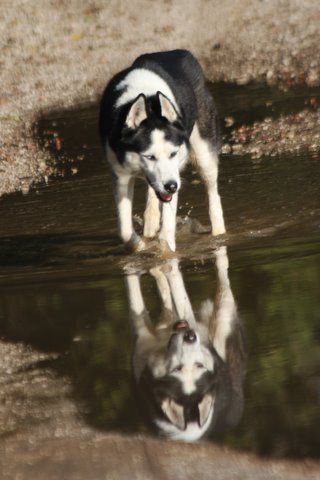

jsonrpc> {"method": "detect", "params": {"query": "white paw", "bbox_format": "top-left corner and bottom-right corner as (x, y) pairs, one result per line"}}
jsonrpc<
(143, 222), (160, 239)
(212, 224), (226, 236)
(125, 234), (146, 253)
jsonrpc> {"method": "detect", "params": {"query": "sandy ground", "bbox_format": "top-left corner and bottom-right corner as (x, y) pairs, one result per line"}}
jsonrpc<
(1, 0), (320, 196)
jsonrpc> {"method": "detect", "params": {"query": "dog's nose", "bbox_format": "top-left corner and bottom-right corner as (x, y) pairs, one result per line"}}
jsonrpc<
(164, 181), (178, 193)
(183, 329), (197, 344)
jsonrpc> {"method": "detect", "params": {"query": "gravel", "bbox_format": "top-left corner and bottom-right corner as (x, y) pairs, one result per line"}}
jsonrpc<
(224, 108), (320, 159)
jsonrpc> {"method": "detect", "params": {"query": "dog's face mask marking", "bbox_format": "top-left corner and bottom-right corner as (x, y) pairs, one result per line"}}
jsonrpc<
(122, 92), (189, 202)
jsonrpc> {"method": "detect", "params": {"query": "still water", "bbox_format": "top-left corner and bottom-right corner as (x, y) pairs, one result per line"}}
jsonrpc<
(0, 83), (319, 456)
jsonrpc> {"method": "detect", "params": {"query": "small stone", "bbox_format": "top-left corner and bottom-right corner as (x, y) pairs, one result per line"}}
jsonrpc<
(221, 143), (232, 154)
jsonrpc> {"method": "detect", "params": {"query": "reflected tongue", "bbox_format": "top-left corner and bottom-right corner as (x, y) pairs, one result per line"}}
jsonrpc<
(158, 192), (172, 202)
(173, 320), (189, 331)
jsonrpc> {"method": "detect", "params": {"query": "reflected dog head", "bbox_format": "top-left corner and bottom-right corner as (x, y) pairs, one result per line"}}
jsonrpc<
(135, 321), (218, 441)
(133, 316), (244, 442)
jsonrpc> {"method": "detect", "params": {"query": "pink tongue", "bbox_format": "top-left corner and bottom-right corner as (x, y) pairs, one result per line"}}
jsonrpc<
(159, 192), (172, 202)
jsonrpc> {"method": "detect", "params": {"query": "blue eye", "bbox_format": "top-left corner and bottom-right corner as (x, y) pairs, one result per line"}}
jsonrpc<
(144, 154), (156, 161)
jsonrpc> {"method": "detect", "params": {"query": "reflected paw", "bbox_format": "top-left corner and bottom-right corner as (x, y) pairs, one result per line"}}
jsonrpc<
(159, 238), (176, 255)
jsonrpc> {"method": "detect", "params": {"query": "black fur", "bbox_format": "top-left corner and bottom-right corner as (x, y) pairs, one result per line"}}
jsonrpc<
(99, 49), (220, 160)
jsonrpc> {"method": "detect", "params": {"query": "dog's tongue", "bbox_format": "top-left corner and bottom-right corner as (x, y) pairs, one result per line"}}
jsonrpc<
(158, 192), (172, 202)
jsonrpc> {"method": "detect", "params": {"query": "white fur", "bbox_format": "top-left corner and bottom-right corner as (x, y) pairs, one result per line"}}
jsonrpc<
(159, 92), (178, 122)
(115, 68), (178, 110)
(149, 265), (173, 312)
(114, 175), (135, 244)
(213, 246), (236, 360)
(143, 186), (161, 238)
(165, 258), (196, 326)
(167, 337), (215, 395)
(126, 274), (145, 316)
(142, 129), (187, 191)
(159, 193), (178, 252)
(126, 95), (147, 128)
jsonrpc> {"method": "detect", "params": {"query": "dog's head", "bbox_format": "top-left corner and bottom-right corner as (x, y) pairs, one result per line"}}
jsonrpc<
(119, 92), (189, 203)
(134, 320), (223, 441)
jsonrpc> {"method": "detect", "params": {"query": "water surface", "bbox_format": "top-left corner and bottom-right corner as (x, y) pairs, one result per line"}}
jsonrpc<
(0, 83), (319, 457)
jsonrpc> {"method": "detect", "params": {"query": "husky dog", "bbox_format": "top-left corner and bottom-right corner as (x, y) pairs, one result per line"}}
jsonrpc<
(125, 247), (246, 441)
(99, 49), (226, 252)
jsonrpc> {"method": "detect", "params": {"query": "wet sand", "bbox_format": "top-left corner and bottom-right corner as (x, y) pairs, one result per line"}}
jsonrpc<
(1, 0), (320, 196)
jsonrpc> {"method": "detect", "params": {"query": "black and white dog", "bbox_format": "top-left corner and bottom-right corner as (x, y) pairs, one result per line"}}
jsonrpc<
(99, 49), (225, 252)
(125, 247), (246, 441)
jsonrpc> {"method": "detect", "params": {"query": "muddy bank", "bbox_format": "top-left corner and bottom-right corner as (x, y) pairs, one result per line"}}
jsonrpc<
(1, 0), (320, 196)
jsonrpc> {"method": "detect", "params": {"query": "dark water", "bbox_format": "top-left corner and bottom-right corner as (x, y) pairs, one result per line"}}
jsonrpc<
(0, 83), (319, 457)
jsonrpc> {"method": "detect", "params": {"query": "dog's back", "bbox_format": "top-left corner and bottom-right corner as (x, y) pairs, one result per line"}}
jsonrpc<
(99, 49), (218, 148)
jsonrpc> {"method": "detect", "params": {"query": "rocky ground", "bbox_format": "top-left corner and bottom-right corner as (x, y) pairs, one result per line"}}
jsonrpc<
(224, 108), (320, 159)
(1, 0), (320, 196)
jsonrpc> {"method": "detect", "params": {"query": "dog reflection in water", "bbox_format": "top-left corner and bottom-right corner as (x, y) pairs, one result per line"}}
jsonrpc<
(125, 247), (246, 441)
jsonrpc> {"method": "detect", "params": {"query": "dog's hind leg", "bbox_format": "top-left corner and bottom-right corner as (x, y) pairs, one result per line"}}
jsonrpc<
(113, 173), (145, 252)
(143, 186), (161, 238)
(190, 124), (226, 236)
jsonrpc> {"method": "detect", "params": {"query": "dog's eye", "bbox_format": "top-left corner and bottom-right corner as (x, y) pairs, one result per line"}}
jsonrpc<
(169, 151), (177, 159)
(143, 154), (156, 161)
(195, 362), (205, 369)
(171, 365), (183, 373)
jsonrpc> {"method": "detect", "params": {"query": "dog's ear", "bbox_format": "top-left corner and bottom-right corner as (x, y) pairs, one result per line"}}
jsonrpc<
(198, 393), (215, 427)
(126, 94), (147, 129)
(161, 398), (185, 430)
(157, 92), (178, 122)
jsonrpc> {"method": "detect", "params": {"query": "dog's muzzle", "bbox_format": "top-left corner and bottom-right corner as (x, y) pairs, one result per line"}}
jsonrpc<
(172, 321), (197, 344)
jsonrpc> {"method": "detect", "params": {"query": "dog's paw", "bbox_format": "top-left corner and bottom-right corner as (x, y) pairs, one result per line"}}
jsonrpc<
(125, 234), (146, 253)
(212, 225), (226, 236)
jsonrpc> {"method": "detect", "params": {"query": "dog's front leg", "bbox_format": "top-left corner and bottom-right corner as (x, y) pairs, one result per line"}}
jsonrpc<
(113, 173), (145, 252)
(165, 258), (196, 327)
(143, 186), (160, 238)
(159, 193), (178, 252)
(125, 272), (153, 337)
